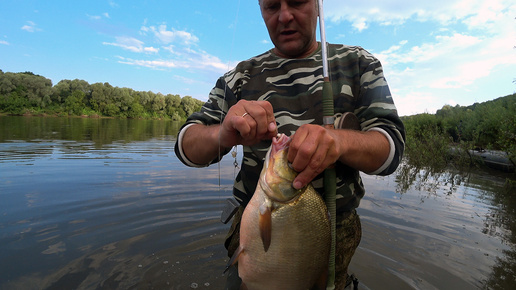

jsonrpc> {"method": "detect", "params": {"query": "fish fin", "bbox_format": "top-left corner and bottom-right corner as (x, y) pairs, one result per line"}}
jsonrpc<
(224, 245), (244, 274)
(259, 203), (272, 252)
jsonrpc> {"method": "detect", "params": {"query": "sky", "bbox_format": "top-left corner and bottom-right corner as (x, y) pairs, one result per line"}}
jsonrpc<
(1, 0), (515, 116)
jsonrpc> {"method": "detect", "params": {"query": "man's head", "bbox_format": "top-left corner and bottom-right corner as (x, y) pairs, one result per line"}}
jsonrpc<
(259, 0), (319, 59)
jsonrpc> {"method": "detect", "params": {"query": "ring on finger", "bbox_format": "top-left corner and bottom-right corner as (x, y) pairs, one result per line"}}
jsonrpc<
(241, 112), (248, 118)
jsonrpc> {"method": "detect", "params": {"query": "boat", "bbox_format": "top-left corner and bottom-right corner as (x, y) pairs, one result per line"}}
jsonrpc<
(467, 149), (515, 173)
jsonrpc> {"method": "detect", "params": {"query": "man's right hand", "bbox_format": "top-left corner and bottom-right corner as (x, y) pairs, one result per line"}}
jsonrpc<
(181, 100), (277, 166)
(219, 100), (277, 148)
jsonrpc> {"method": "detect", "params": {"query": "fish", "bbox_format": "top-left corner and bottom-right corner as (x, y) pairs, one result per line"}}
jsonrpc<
(227, 133), (331, 290)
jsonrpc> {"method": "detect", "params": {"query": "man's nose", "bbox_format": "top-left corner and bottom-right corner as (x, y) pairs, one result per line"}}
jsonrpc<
(278, 4), (294, 24)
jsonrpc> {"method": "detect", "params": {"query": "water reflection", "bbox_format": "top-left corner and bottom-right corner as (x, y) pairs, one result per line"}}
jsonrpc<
(0, 116), (234, 289)
(0, 116), (181, 147)
(1, 116), (515, 289)
(394, 159), (516, 289)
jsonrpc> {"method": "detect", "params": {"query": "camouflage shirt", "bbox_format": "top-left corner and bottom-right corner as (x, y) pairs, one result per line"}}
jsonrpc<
(175, 43), (405, 212)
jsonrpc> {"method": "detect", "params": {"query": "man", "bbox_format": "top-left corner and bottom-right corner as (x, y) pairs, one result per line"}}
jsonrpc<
(175, 0), (405, 288)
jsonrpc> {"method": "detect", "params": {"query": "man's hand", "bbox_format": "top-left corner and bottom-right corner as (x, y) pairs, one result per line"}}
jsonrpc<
(288, 124), (390, 189)
(219, 100), (278, 148)
(288, 124), (340, 189)
(181, 100), (277, 166)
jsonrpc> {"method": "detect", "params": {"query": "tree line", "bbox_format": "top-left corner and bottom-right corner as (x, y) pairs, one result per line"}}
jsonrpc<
(0, 69), (204, 120)
(2, 69), (514, 168)
(401, 93), (515, 175)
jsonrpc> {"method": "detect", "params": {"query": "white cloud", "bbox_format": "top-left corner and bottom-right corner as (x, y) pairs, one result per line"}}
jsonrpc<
(108, 23), (229, 75)
(116, 56), (177, 69)
(323, 0), (516, 115)
(141, 24), (199, 46)
(21, 21), (39, 33)
(353, 18), (368, 32)
(0, 40), (9, 45)
(324, 0), (514, 30)
(108, 1), (118, 8)
(144, 46), (160, 54)
(87, 14), (101, 20)
(103, 36), (159, 54)
(87, 13), (110, 20)
(115, 46), (228, 74)
(173, 75), (197, 85)
(381, 30), (515, 115)
(394, 91), (441, 116)
(382, 30), (515, 88)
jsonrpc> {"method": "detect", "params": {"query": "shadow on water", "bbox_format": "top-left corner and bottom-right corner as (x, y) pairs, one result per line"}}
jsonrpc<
(391, 158), (516, 289)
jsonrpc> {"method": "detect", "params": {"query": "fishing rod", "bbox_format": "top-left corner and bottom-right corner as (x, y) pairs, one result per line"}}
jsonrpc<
(317, 0), (337, 289)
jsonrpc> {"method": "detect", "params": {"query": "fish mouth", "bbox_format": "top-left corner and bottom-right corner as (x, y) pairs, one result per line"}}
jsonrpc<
(261, 133), (301, 203)
(265, 133), (289, 172)
(263, 133), (290, 174)
(272, 133), (290, 154)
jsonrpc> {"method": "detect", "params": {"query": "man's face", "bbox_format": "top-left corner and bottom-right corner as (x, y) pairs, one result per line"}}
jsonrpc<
(260, 0), (319, 58)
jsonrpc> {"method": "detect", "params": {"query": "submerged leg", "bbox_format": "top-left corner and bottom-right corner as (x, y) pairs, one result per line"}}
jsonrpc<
(335, 209), (362, 290)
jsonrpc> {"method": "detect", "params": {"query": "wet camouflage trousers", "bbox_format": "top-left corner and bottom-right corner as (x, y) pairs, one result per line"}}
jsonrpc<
(334, 210), (362, 289)
(224, 207), (362, 290)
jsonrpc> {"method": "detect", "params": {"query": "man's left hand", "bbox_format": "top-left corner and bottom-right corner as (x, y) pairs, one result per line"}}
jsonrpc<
(287, 124), (340, 189)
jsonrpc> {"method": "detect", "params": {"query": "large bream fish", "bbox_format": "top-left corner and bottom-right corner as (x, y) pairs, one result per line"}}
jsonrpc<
(228, 133), (331, 290)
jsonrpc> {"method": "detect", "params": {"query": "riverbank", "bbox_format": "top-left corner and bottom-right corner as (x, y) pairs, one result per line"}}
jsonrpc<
(0, 111), (180, 121)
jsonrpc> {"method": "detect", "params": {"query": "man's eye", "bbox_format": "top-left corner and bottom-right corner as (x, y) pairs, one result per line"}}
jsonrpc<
(265, 4), (280, 11)
(291, 0), (307, 7)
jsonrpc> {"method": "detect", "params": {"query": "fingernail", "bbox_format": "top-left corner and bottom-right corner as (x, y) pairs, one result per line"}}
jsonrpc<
(293, 181), (303, 190)
(269, 122), (277, 132)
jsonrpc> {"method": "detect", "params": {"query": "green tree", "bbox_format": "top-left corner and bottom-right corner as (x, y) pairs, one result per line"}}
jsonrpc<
(0, 70), (15, 96)
(151, 93), (166, 116)
(0, 91), (28, 114)
(53, 79), (90, 104)
(127, 101), (145, 118)
(180, 95), (203, 117)
(90, 82), (115, 114)
(0, 71), (52, 109)
(64, 90), (86, 115)
(165, 94), (181, 117)
(118, 87), (134, 116)
(18, 72), (53, 108)
(103, 103), (120, 117)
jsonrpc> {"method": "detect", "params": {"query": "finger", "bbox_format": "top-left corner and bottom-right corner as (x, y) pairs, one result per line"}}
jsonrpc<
(233, 114), (257, 143)
(289, 126), (339, 189)
(287, 126), (309, 165)
(289, 133), (315, 173)
(243, 101), (276, 139)
(293, 165), (325, 190)
(292, 144), (327, 189)
(259, 101), (277, 136)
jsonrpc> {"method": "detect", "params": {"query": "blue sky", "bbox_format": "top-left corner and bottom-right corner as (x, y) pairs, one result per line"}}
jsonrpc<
(1, 0), (515, 116)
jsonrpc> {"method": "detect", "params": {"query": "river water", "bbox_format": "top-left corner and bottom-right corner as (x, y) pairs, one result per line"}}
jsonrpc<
(0, 116), (514, 289)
